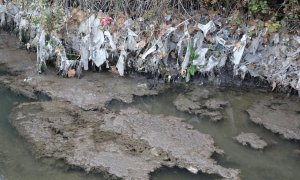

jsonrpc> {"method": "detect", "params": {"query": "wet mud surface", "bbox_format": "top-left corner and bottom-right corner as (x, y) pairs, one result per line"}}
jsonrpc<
(235, 132), (268, 150)
(0, 33), (240, 179)
(247, 96), (300, 140)
(0, 33), (159, 110)
(10, 101), (239, 179)
(1, 32), (300, 179)
(173, 87), (228, 122)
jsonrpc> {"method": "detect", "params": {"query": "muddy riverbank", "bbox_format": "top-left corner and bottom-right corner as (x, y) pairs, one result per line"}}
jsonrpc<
(1, 31), (300, 180)
(247, 96), (300, 140)
(1, 1), (300, 95)
(1, 33), (240, 179)
(0, 86), (108, 180)
(0, 33), (161, 109)
(111, 88), (300, 179)
(10, 101), (239, 179)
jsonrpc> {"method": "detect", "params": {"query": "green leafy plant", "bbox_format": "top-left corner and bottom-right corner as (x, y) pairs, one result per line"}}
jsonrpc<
(280, 0), (300, 31)
(268, 22), (281, 33)
(249, 0), (270, 16)
(235, 19), (242, 27)
(283, 0), (299, 20)
(23, 0), (65, 34)
(186, 47), (199, 82)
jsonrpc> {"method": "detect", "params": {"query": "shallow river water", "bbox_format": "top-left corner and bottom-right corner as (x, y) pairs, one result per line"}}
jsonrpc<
(0, 86), (104, 180)
(1, 83), (300, 180)
(109, 86), (300, 180)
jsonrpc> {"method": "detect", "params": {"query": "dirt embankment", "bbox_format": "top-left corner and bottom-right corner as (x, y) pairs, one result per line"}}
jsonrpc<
(0, 33), (159, 109)
(1, 1), (300, 94)
(1, 33), (240, 179)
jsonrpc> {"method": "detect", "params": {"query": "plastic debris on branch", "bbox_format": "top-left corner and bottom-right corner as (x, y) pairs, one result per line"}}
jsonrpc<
(0, 0), (299, 92)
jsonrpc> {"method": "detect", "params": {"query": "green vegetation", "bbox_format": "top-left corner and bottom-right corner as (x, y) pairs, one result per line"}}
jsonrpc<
(12, 0), (299, 33)
(204, 0), (299, 32)
(186, 47), (199, 83)
(249, 0), (270, 15)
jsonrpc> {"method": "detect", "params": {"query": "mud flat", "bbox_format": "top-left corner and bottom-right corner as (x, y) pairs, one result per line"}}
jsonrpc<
(10, 101), (239, 179)
(247, 96), (300, 140)
(1, 32), (241, 180)
(0, 33), (160, 110)
(173, 87), (228, 122)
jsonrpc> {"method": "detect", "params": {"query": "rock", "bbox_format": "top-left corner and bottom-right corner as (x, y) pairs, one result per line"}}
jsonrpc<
(10, 101), (240, 180)
(247, 96), (300, 140)
(235, 132), (268, 150)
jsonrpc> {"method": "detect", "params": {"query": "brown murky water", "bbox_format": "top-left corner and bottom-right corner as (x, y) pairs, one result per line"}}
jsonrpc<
(110, 86), (300, 180)
(0, 86), (105, 180)
(1, 84), (300, 180)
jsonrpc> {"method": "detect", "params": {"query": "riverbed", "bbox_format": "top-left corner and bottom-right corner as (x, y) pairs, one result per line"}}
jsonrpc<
(109, 87), (300, 179)
(1, 83), (300, 180)
(1, 31), (300, 179)
(0, 86), (105, 180)
(0, 84), (223, 180)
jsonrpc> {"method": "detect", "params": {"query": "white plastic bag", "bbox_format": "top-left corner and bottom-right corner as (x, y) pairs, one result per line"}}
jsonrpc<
(193, 48), (209, 66)
(198, 21), (216, 37)
(93, 48), (107, 67)
(104, 30), (116, 51)
(232, 34), (247, 65)
(205, 56), (219, 72)
(126, 29), (138, 51)
(116, 49), (127, 76)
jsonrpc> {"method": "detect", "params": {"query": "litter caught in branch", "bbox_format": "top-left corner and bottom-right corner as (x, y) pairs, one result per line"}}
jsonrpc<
(193, 48), (209, 66)
(205, 56), (219, 72)
(0, 0), (299, 93)
(93, 48), (108, 67)
(181, 38), (191, 73)
(116, 49), (127, 76)
(104, 31), (116, 51)
(232, 34), (247, 65)
(126, 29), (138, 51)
(198, 21), (216, 37)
